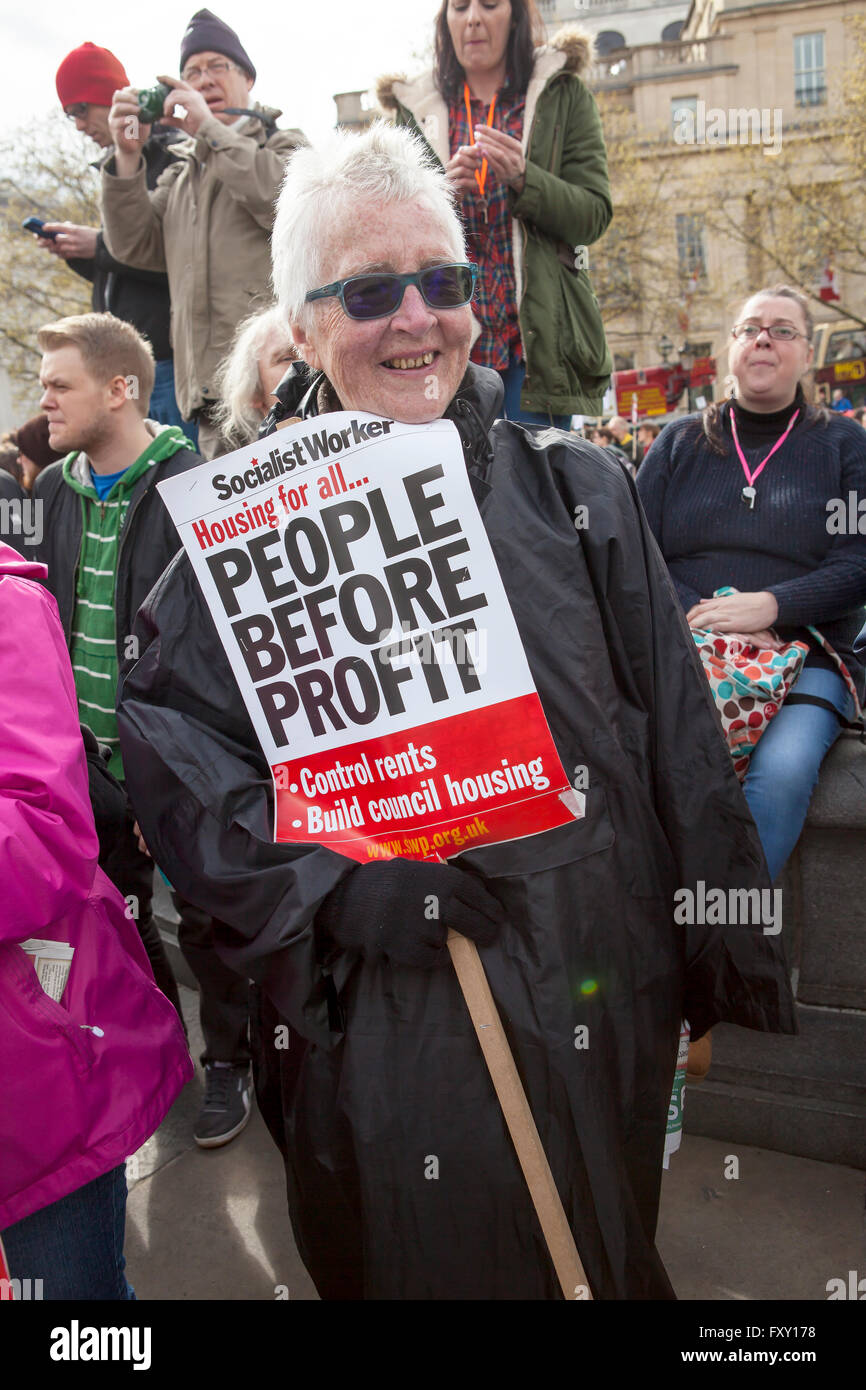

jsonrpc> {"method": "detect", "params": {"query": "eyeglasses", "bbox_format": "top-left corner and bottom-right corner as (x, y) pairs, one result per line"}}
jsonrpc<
(305, 264), (478, 321)
(64, 103), (89, 120)
(731, 323), (809, 342)
(181, 59), (239, 82)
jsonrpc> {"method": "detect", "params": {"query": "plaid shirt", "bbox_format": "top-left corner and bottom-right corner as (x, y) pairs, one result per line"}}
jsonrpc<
(449, 89), (525, 370)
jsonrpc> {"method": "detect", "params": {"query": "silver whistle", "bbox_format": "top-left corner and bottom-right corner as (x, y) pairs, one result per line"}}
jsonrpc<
(741, 485), (756, 509)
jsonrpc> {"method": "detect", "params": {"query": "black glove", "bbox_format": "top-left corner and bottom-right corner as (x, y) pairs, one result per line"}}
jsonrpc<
(81, 722), (126, 861)
(317, 858), (506, 969)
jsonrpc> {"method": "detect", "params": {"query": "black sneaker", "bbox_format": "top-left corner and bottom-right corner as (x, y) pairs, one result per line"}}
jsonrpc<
(194, 1064), (252, 1149)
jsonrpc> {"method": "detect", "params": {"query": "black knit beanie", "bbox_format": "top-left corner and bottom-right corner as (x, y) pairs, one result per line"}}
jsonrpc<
(180, 9), (256, 80)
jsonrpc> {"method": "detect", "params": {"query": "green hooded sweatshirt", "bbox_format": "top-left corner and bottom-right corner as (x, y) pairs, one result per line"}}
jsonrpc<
(64, 425), (194, 777)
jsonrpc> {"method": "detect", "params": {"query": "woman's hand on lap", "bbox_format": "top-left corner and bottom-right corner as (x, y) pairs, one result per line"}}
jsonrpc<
(686, 591), (779, 633)
(707, 629), (784, 650)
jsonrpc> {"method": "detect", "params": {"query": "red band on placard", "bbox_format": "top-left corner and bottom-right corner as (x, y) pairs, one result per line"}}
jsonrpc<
(273, 692), (578, 862)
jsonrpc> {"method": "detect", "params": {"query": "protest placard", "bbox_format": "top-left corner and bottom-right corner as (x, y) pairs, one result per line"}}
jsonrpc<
(158, 413), (580, 862)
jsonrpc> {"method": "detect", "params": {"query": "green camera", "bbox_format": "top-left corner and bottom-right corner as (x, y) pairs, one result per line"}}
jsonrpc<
(137, 83), (171, 124)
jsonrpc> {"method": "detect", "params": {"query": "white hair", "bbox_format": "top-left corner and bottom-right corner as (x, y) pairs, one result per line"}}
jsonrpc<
(271, 120), (466, 328)
(212, 305), (295, 448)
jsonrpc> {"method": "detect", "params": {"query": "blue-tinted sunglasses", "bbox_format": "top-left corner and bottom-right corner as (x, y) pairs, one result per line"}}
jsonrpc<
(305, 262), (478, 321)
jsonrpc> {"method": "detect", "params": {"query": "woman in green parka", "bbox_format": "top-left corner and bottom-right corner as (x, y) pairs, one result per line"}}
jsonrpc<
(377, 1), (613, 425)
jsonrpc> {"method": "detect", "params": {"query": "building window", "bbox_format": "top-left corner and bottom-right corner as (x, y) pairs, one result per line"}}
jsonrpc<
(671, 95), (698, 137)
(662, 21), (685, 41)
(675, 214), (706, 279)
(596, 31), (627, 56)
(794, 33), (826, 106)
(826, 329), (866, 363)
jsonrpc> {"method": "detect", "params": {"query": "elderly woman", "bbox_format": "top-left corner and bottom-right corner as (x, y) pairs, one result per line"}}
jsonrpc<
(637, 286), (866, 881)
(212, 305), (297, 449)
(377, 3), (612, 427)
(118, 124), (795, 1300)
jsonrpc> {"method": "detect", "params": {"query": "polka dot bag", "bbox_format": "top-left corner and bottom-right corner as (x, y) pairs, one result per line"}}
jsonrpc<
(691, 588), (811, 781)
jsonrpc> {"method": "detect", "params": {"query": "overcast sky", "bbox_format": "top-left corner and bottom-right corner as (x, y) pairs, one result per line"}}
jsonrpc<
(0, 0), (441, 146)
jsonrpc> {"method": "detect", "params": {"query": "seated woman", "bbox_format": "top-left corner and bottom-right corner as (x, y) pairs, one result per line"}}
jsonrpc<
(637, 285), (866, 881)
(117, 124), (795, 1300)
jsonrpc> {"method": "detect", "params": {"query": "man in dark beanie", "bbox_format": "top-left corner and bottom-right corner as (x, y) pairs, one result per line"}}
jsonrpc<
(103, 11), (305, 458)
(34, 43), (188, 437)
(179, 8), (257, 80)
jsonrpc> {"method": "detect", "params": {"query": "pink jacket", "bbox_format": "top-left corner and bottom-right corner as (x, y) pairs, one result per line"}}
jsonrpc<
(0, 545), (192, 1229)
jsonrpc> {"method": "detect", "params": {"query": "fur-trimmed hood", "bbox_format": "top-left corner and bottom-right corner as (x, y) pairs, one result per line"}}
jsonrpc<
(375, 70), (408, 114)
(375, 24), (594, 112)
(551, 23), (595, 74)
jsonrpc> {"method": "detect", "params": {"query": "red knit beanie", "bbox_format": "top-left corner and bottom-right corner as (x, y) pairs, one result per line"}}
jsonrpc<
(55, 43), (129, 108)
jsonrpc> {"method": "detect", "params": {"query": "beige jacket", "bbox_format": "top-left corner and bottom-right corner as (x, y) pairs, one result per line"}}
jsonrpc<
(102, 106), (305, 419)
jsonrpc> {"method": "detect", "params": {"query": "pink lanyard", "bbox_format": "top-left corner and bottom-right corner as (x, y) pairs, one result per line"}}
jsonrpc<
(730, 405), (799, 507)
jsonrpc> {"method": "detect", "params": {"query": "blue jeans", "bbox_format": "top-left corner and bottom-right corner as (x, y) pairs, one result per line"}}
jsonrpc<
(1, 1164), (135, 1300)
(499, 360), (571, 430)
(743, 667), (853, 882)
(149, 358), (198, 447)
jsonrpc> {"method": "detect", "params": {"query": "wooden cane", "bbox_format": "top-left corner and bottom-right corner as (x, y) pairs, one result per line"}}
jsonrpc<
(446, 928), (592, 1300)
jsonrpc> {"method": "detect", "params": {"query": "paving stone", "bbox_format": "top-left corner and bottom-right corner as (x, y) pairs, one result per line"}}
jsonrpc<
(123, 984), (863, 1301)
(657, 1134), (864, 1301)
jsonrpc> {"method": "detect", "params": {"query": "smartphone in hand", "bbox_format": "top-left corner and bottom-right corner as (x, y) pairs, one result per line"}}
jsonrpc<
(22, 217), (58, 241)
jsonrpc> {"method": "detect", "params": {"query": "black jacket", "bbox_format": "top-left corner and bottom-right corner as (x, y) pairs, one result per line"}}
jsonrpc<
(0, 471), (24, 554)
(117, 365), (796, 1299)
(67, 133), (179, 361)
(32, 436), (203, 664)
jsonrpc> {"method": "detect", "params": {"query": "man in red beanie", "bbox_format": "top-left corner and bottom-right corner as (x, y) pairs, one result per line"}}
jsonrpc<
(54, 41), (127, 147)
(103, 11), (305, 458)
(35, 43), (191, 439)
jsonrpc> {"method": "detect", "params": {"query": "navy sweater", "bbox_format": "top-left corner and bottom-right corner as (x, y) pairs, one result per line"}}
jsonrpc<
(636, 392), (866, 695)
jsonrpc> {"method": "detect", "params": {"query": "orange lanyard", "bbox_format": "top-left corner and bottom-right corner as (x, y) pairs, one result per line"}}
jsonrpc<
(463, 82), (498, 199)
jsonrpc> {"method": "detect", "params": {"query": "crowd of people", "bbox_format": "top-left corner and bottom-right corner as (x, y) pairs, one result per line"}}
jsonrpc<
(1, 0), (864, 1303)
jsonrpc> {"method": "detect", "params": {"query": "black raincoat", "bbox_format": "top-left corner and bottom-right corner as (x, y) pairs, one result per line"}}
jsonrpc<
(118, 365), (796, 1300)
